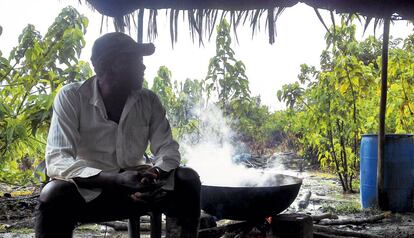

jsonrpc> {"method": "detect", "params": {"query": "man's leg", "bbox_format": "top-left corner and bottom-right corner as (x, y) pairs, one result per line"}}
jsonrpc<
(163, 167), (201, 238)
(77, 188), (149, 223)
(36, 179), (150, 238)
(35, 180), (84, 238)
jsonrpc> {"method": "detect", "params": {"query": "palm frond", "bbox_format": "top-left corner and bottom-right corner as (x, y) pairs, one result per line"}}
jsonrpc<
(91, 4), (394, 46)
(363, 17), (372, 36)
(314, 8), (331, 35)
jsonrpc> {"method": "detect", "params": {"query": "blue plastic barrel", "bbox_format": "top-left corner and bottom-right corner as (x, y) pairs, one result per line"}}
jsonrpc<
(360, 134), (414, 212)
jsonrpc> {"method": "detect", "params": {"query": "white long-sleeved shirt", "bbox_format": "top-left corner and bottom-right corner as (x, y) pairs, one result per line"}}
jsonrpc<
(45, 76), (180, 202)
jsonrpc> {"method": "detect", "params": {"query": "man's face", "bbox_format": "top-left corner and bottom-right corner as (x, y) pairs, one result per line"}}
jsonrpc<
(109, 53), (145, 91)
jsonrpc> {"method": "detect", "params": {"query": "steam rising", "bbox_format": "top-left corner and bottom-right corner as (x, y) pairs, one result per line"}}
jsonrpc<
(179, 104), (299, 187)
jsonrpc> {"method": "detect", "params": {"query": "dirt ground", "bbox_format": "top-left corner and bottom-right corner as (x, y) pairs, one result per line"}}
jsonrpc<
(1, 153), (414, 237)
(277, 152), (414, 238)
(290, 170), (414, 238)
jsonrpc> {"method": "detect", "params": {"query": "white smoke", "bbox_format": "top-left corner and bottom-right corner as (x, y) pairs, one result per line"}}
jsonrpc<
(179, 104), (298, 187)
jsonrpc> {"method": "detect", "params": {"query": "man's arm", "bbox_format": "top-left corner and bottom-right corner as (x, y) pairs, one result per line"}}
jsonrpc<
(73, 170), (158, 193)
(148, 93), (181, 172)
(46, 85), (102, 180)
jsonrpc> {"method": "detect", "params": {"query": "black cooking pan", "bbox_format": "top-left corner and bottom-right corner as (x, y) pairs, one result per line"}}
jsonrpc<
(201, 174), (302, 220)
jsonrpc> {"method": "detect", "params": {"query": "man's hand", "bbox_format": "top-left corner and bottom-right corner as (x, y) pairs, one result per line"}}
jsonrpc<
(139, 167), (159, 185)
(129, 167), (168, 203)
(130, 187), (167, 204)
(114, 169), (161, 193)
(73, 166), (167, 202)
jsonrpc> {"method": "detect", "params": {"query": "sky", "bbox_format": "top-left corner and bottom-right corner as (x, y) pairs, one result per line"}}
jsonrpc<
(0, 1), (413, 111)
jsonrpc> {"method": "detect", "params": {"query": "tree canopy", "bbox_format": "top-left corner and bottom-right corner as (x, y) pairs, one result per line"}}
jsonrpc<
(0, 7), (91, 183)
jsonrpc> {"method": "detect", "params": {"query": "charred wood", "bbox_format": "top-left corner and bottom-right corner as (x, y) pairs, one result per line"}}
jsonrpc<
(199, 221), (252, 238)
(314, 224), (382, 238)
(198, 226), (226, 238)
(318, 212), (391, 226)
(313, 231), (343, 238)
(99, 221), (129, 231)
(311, 213), (339, 222)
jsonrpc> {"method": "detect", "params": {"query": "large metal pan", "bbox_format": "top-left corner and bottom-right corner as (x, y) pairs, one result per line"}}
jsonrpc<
(201, 174), (302, 220)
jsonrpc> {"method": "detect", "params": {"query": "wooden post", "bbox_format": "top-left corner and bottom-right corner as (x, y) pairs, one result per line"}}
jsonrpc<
(377, 17), (390, 211)
(137, 8), (144, 43)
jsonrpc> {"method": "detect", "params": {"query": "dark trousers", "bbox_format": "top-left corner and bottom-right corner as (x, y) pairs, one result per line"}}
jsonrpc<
(35, 167), (201, 238)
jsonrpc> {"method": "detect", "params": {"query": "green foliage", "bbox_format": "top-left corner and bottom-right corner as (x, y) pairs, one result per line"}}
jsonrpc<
(321, 200), (362, 214)
(173, 79), (204, 129)
(151, 66), (177, 122)
(205, 19), (250, 114)
(203, 19), (280, 153)
(278, 17), (414, 193)
(151, 66), (205, 133)
(0, 7), (92, 184)
(386, 36), (414, 133)
(150, 66), (206, 140)
(229, 97), (271, 155)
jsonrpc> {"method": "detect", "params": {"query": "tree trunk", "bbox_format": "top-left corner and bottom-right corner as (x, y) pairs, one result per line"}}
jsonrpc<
(328, 127), (346, 192)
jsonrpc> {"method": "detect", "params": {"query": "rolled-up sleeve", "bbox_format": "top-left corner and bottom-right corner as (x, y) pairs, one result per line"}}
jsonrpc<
(45, 86), (101, 180)
(149, 94), (181, 172)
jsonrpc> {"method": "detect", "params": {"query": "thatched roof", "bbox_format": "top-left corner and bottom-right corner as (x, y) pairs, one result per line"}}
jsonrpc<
(86, 0), (414, 19)
(83, 0), (414, 43)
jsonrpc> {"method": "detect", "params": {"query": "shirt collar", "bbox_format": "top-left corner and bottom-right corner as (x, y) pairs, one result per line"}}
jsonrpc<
(90, 76), (104, 107)
(78, 76), (105, 109)
(79, 76), (142, 111)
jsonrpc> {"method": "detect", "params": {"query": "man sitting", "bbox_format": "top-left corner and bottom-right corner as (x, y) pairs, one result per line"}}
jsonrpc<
(35, 32), (201, 238)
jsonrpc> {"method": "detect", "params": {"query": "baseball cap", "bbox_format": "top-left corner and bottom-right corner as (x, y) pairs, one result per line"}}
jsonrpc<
(91, 32), (155, 67)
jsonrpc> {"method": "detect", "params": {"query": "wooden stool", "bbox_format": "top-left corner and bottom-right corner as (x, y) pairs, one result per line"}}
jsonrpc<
(128, 212), (162, 238)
